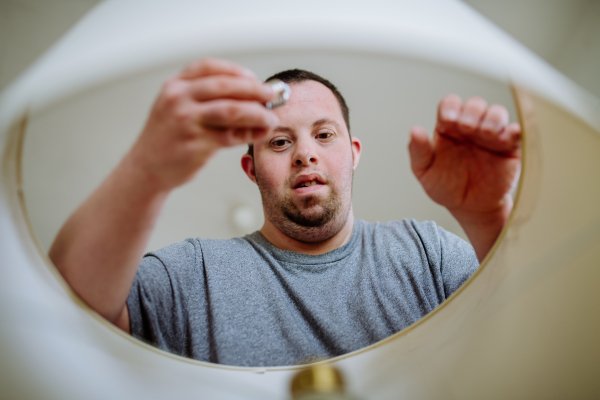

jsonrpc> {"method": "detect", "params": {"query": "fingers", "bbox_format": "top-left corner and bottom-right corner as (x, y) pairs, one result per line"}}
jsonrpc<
(437, 95), (488, 140)
(503, 122), (522, 153)
(408, 126), (434, 177)
(458, 97), (488, 135)
(223, 127), (272, 147)
(177, 58), (277, 135)
(436, 94), (521, 155)
(195, 100), (279, 145)
(159, 58), (280, 147)
(188, 76), (275, 103)
(436, 94), (462, 139)
(480, 104), (509, 134)
(179, 58), (255, 80)
(135, 58), (276, 190)
(478, 104), (515, 153)
(475, 105), (521, 154)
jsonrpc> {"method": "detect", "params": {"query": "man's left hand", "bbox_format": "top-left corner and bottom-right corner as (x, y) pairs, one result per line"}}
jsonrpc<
(408, 94), (521, 261)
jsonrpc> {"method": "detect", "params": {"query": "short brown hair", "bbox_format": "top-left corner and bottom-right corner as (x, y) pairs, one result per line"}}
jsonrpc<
(247, 69), (350, 157)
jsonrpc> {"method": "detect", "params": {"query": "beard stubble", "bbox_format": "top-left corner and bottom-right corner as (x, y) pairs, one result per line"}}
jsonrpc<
(255, 163), (353, 243)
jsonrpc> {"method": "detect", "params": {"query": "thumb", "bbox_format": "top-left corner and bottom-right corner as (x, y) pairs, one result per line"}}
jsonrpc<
(408, 126), (434, 177)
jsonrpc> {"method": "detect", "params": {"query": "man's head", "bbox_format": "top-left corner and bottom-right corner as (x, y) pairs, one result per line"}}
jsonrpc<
(241, 71), (361, 244)
(247, 69), (351, 157)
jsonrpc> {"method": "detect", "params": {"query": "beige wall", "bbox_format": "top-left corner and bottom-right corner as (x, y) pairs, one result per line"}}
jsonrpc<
(0, 0), (98, 91)
(464, 0), (600, 99)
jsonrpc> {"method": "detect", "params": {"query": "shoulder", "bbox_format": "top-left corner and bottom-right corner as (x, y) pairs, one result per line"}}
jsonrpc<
(358, 219), (478, 297)
(145, 236), (253, 263)
(196, 235), (261, 263)
(352, 219), (439, 269)
(357, 218), (439, 246)
(357, 218), (475, 263)
(136, 236), (256, 289)
(145, 238), (200, 265)
(136, 239), (203, 287)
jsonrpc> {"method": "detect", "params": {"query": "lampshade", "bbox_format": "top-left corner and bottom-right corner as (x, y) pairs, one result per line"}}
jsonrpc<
(1, 1), (599, 399)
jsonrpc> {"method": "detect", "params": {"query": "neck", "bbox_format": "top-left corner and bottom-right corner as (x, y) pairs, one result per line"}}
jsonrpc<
(259, 210), (355, 255)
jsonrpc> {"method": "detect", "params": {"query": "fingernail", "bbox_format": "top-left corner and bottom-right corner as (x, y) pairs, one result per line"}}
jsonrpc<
(242, 68), (256, 78)
(262, 85), (275, 97)
(442, 109), (458, 121)
(481, 120), (499, 133)
(460, 115), (475, 128)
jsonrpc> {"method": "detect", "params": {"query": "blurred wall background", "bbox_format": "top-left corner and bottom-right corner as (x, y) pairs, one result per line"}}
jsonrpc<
(2, 0), (599, 98)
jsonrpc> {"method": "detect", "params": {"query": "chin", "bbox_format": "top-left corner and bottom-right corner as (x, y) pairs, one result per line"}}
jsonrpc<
(259, 181), (354, 243)
(277, 207), (351, 243)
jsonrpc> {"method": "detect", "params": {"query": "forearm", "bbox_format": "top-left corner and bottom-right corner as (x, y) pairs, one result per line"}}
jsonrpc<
(49, 58), (275, 326)
(449, 196), (513, 263)
(49, 153), (169, 324)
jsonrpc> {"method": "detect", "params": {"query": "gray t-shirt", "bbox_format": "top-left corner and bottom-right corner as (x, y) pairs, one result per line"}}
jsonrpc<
(127, 219), (478, 367)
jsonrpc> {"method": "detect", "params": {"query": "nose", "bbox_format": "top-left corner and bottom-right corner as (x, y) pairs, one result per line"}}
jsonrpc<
(293, 139), (318, 166)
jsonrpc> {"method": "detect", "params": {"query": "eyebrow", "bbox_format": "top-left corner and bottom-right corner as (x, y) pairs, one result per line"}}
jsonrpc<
(273, 118), (341, 134)
(273, 126), (294, 133)
(312, 118), (341, 130)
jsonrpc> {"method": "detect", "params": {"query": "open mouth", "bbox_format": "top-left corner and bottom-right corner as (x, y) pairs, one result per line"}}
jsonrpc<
(295, 180), (324, 189)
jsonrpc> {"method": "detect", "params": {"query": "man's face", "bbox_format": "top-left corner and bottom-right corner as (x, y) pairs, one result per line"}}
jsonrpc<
(242, 80), (361, 243)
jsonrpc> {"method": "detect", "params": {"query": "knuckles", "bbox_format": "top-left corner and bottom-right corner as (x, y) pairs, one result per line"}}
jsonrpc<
(486, 104), (509, 120)
(188, 58), (215, 76)
(212, 103), (243, 124)
(210, 78), (232, 94)
(435, 94), (522, 153)
(197, 57), (218, 73)
(160, 78), (188, 109)
(172, 105), (194, 129)
(157, 79), (198, 133)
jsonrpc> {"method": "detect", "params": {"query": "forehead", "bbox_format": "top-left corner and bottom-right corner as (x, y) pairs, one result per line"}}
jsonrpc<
(272, 80), (346, 129)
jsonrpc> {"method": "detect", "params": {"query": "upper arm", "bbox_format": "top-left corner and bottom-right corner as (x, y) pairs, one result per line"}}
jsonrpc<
(436, 226), (479, 297)
(125, 239), (204, 352)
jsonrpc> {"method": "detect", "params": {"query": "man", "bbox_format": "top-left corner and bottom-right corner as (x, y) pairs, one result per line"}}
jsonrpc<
(49, 58), (521, 367)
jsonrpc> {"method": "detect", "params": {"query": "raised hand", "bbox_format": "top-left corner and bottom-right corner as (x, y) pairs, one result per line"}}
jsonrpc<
(408, 94), (522, 260)
(49, 58), (278, 327)
(128, 58), (279, 192)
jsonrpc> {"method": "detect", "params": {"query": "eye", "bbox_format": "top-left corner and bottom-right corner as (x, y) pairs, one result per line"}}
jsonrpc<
(270, 137), (291, 150)
(316, 131), (334, 140)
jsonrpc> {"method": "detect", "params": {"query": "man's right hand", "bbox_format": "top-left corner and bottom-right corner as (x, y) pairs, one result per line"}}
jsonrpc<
(128, 58), (279, 192)
(50, 58), (277, 330)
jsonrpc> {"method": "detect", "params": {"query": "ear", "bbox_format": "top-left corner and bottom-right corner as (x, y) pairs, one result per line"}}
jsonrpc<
(241, 153), (257, 184)
(351, 137), (362, 170)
